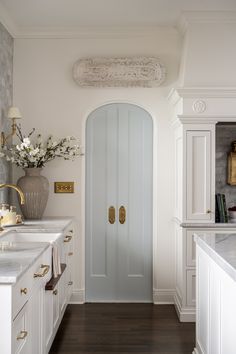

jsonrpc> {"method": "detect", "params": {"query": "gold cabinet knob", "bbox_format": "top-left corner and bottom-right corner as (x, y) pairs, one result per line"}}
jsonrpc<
(68, 252), (73, 256)
(20, 288), (27, 295)
(17, 331), (28, 340)
(53, 289), (58, 295)
(68, 281), (73, 286)
(206, 209), (211, 214)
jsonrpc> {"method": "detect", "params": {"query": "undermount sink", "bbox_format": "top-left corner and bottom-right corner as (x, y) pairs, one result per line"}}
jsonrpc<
(0, 231), (63, 244)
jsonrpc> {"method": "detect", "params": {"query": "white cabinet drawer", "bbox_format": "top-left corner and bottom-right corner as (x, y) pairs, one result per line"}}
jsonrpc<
(186, 270), (196, 307)
(186, 230), (196, 267)
(13, 246), (52, 319)
(13, 302), (30, 354)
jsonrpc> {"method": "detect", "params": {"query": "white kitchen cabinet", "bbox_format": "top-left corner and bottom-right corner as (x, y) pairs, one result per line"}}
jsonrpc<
(174, 226), (236, 322)
(174, 124), (215, 223)
(195, 242), (236, 354)
(186, 130), (213, 221)
(12, 302), (30, 354)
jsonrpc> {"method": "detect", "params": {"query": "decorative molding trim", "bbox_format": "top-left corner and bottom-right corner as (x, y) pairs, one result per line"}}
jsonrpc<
(153, 289), (175, 304)
(192, 100), (206, 114)
(177, 11), (236, 34)
(169, 87), (236, 102)
(69, 289), (85, 304)
(73, 57), (166, 88)
(174, 293), (196, 322)
(177, 115), (236, 124)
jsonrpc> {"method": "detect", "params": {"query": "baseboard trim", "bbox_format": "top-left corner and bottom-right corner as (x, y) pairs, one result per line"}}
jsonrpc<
(153, 289), (175, 304)
(69, 289), (85, 304)
(69, 289), (176, 304)
(174, 293), (196, 322)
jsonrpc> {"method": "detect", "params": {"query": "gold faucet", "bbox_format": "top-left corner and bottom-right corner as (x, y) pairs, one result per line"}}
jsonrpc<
(0, 184), (25, 205)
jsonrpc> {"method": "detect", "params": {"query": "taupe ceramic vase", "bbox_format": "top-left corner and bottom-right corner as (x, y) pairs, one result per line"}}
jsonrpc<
(17, 168), (49, 220)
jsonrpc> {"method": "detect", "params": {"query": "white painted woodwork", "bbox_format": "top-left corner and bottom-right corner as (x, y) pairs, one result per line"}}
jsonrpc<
(12, 303), (30, 354)
(196, 244), (236, 354)
(86, 103), (153, 302)
(186, 130), (212, 221)
(174, 125), (183, 220)
(186, 230), (196, 267)
(174, 227), (236, 322)
(186, 270), (196, 307)
(0, 223), (75, 354)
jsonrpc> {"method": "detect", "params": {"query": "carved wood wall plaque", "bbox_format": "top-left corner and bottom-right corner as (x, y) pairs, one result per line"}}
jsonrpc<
(73, 57), (166, 87)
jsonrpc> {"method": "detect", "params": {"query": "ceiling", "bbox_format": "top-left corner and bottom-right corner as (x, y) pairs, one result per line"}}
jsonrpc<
(0, 0), (236, 36)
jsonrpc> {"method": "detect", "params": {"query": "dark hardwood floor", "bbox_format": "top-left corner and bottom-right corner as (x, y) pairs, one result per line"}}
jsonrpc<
(49, 304), (195, 354)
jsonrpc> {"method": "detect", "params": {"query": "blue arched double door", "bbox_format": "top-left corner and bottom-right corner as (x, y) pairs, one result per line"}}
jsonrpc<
(86, 103), (153, 302)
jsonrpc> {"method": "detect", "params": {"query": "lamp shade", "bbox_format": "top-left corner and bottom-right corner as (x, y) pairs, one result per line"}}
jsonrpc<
(7, 107), (22, 119)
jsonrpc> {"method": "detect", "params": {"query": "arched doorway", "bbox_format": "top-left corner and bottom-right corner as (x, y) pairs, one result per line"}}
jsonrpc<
(85, 103), (153, 302)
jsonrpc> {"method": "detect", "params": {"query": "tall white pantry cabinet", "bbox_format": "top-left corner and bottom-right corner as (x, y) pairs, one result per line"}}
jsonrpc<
(169, 88), (236, 322)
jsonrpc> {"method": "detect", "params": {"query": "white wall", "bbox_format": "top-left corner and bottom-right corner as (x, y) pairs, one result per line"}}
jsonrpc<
(13, 28), (182, 302)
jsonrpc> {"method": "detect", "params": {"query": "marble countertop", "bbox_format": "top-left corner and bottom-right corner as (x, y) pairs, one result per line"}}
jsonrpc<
(0, 217), (75, 284)
(6, 216), (75, 233)
(195, 232), (236, 282)
(0, 241), (50, 284)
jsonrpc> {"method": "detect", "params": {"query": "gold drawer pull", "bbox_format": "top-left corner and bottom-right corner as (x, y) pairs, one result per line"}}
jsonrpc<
(20, 288), (27, 295)
(17, 331), (28, 340)
(68, 281), (73, 286)
(108, 206), (115, 224)
(64, 235), (72, 243)
(119, 206), (126, 224)
(68, 252), (73, 256)
(53, 289), (58, 295)
(34, 264), (50, 278)
(69, 229), (73, 233)
(206, 209), (211, 214)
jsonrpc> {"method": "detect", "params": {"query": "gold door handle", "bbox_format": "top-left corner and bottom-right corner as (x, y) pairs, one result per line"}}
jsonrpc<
(64, 235), (72, 243)
(119, 206), (126, 224)
(108, 206), (115, 224)
(17, 331), (28, 340)
(34, 264), (50, 278)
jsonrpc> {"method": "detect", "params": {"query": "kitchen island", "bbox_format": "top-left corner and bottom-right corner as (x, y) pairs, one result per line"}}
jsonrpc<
(194, 232), (236, 354)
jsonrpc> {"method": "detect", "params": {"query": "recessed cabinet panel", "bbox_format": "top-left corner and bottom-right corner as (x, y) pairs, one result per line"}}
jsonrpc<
(186, 270), (196, 307)
(186, 230), (196, 267)
(186, 130), (212, 221)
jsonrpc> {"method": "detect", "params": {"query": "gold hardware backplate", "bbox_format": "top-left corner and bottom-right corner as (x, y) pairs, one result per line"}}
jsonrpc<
(119, 206), (126, 224)
(108, 206), (115, 224)
(54, 182), (74, 193)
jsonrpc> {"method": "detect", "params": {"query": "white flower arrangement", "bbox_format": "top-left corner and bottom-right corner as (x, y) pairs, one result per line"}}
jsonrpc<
(0, 126), (82, 168)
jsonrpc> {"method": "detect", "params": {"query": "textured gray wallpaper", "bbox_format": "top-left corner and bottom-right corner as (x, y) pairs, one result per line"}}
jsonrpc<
(216, 123), (236, 208)
(0, 22), (13, 202)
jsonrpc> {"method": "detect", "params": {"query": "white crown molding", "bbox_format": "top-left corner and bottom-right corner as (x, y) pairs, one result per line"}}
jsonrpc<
(0, 2), (18, 37)
(7, 24), (176, 39)
(168, 87), (236, 104)
(177, 11), (236, 34)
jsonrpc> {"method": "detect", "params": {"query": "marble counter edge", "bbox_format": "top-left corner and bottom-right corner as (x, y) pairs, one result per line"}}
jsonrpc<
(181, 222), (236, 228)
(0, 242), (51, 284)
(194, 233), (236, 282)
